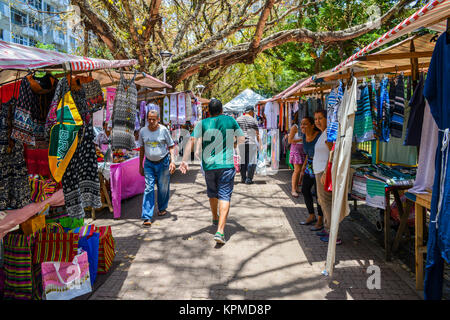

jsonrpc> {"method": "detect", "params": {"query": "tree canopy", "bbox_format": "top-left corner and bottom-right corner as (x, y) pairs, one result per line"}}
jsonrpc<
(72, 0), (424, 100)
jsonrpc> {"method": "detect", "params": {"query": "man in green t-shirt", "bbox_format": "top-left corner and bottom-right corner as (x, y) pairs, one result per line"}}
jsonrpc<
(180, 99), (244, 244)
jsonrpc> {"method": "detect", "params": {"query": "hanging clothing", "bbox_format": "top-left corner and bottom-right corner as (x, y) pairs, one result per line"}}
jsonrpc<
(404, 74), (426, 146)
(369, 78), (379, 139)
(177, 92), (186, 125)
(354, 84), (375, 143)
(423, 32), (450, 300)
(162, 96), (170, 125)
(378, 77), (390, 142)
(185, 94), (192, 123)
(11, 75), (57, 147)
(50, 77), (101, 219)
(378, 104), (417, 166)
(326, 83), (344, 143)
(170, 94), (178, 123)
(326, 78), (358, 273)
(391, 75), (405, 138)
(111, 71), (138, 151)
(408, 101), (438, 194)
(139, 101), (147, 128)
(0, 97), (30, 210)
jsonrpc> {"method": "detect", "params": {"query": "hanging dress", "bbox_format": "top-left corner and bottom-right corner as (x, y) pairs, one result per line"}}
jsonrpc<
(0, 96), (30, 210)
(163, 96), (170, 124)
(111, 71), (138, 150)
(49, 77), (101, 219)
(185, 93), (192, 123)
(177, 92), (186, 125)
(170, 94), (178, 123)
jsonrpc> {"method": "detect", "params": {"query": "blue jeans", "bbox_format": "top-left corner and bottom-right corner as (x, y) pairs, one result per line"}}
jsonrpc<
(141, 156), (170, 220)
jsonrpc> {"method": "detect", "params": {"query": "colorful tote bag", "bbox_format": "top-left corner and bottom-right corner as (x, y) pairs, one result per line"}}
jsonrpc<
(72, 225), (99, 286)
(170, 94), (178, 124)
(33, 227), (79, 265)
(41, 251), (92, 300)
(95, 226), (115, 274)
(29, 175), (58, 203)
(48, 91), (83, 183)
(3, 232), (34, 300)
(162, 96), (170, 125)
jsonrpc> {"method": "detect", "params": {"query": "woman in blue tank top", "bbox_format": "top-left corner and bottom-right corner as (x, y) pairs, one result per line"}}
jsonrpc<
(299, 117), (323, 227)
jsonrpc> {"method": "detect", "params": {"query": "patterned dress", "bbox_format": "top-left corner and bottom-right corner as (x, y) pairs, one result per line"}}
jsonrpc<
(49, 77), (101, 219)
(0, 97), (31, 210)
(111, 71), (138, 150)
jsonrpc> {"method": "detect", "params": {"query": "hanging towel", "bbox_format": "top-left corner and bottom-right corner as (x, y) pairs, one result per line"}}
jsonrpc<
(185, 93), (192, 123)
(378, 78), (390, 142)
(177, 92), (186, 125)
(170, 94), (177, 124)
(354, 84), (375, 142)
(162, 96), (170, 125)
(369, 78), (379, 139)
(391, 75), (405, 138)
(326, 83), (344, 142)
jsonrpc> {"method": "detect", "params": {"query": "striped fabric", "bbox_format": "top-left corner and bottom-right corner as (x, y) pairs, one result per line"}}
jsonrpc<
(236, 114), (259, 144)
(326, 83), (344, 142)
(378, 78), (391, 142)
(390, 75), (405, 138)
(369, 78), (379, 139)
(33, 232), (78, 265)
(332, 0), (448, 72)
(95, 226), (115, 274)
(354, 84), (375, 142)
(0, 40), (136, 71)
(3, 232), (34, 300)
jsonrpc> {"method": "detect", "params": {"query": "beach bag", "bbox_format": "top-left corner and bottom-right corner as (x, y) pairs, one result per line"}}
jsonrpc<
(29, 175), (57, 203)
(41, 250), (92, 300)
(3, 232), (34, 300)
(48, 91), (83, 183)
(20, 213), (46, 236)
(95, 226), (115, 274)
(33, 223), (79, 265)
(82, 79), (104, 110)
(72, 225), (99, 286)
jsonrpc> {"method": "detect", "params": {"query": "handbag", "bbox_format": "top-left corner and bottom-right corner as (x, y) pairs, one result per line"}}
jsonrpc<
(72, 225), (99, 286)
(82, 79), (104, 110)
(41, 250), (92, 300)
(29, 175), (57, 203)
(20, 213), (46, 236)
(324, 144), (334, 192)
(95, 226), (115, 274)
(33, 223), (79, 265)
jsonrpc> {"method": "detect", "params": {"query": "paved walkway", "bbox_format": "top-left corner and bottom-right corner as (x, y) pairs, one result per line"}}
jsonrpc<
(85, 164), (421, 300)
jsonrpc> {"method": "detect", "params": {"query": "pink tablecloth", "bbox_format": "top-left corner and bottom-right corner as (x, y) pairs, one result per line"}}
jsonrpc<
(109, 157), (145, 219)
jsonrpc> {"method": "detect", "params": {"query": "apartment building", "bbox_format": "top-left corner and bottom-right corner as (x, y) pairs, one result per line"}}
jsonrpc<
(0, 0), (80, 53)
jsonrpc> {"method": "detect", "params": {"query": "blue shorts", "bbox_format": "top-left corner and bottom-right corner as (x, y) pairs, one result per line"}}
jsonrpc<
(204, 168), (236, 202)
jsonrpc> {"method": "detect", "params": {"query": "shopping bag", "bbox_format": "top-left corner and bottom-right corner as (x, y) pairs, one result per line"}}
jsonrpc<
(3, 232), (34, 300)
(48, 91), (83, 183)
(95, 226), (115, 274)
(41, 251), (92, 300)
(233, 155), (240, 173)
(72, 225), (99, 286)
(33, 224), (79, 265)
(29, 175), (57, 203)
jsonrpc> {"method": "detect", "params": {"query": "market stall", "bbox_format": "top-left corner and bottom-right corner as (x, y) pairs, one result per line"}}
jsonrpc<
(265, 0), (449, 298)
(0, 40), (171, 300)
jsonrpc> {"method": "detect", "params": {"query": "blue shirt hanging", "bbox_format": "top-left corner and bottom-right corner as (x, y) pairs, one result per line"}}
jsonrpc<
(423, 32), (450, 300)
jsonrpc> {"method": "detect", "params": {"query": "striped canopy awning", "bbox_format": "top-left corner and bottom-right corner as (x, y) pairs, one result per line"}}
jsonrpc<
(332, 0), (450, 72)
(0, 40), (137, 71)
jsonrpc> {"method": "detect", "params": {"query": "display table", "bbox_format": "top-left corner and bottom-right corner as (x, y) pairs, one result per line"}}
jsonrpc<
(405, 191), (432, 290)
(98, 157), (145, 219)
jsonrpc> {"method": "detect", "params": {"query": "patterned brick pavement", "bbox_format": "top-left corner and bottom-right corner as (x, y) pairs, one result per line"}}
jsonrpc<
(81, 164), (422, 300)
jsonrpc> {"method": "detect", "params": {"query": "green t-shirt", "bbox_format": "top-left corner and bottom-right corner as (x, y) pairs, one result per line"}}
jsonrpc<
(192, 114), (244, 171)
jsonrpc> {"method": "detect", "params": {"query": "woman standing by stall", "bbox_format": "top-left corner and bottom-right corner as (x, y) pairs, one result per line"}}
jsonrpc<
(299, 117), (323, 229)
(312, 110), (341, 244)
(288, 112), (305, 197)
